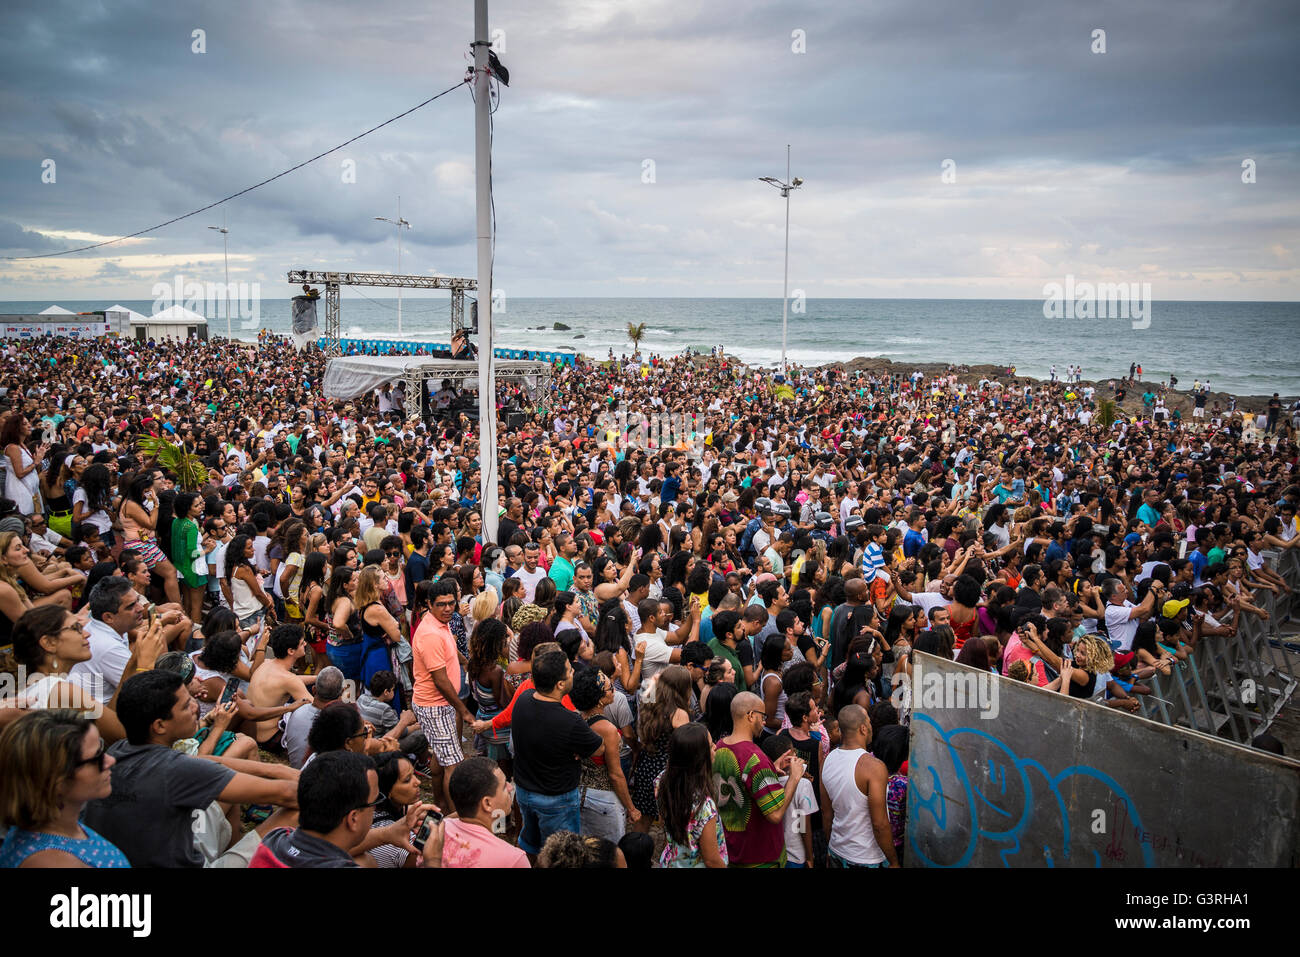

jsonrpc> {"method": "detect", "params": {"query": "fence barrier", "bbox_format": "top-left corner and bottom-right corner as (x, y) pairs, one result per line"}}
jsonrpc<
(1138, 546), (1299, 742)
(907, 652), (1300, 867)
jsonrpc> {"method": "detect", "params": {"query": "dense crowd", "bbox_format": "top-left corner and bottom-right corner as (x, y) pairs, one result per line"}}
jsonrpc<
(0, 330), (1297, 869)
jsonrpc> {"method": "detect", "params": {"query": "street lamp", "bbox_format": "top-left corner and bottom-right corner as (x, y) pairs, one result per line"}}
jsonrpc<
(375, 196), (411, 336)
(759, 144), (803, 378)
(206, 222), (230, 339)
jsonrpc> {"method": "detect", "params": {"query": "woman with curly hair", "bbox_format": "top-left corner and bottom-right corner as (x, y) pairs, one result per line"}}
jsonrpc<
(1050, 633), (1115, 701)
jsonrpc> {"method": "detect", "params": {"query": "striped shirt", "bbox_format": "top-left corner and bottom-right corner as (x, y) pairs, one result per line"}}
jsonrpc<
(862, 542), (885, 582)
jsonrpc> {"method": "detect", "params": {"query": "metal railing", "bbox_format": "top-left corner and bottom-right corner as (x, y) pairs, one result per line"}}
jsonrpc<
(1139, 546), (1300, 742)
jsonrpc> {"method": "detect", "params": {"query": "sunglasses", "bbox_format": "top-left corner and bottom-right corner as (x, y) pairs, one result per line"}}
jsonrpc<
(72, 739), (109, 773)
(353, 792), (386, 812)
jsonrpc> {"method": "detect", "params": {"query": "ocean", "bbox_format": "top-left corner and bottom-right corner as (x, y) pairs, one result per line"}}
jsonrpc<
(3, 298), (1297, 396)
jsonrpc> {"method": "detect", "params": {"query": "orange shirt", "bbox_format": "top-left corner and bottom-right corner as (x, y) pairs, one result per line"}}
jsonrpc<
(411, 614), (460, 708)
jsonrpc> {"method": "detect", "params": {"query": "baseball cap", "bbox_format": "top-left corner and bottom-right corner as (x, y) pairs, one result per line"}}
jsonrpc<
(1162, 598), (1190, 619)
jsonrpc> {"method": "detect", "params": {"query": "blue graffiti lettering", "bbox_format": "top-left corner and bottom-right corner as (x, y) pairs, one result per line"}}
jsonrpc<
(907, 713), (1153, 868)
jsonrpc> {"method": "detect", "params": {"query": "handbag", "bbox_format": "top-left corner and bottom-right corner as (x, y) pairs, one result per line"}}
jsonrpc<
(192, 551), (209, 578)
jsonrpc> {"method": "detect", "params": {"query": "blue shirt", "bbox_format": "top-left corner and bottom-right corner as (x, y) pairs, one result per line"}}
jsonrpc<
(903, 528), (926, 559)
(0, 824), (130, 868)
(1136, 503), (1161, 526)
(1189, 549), (1209, 586)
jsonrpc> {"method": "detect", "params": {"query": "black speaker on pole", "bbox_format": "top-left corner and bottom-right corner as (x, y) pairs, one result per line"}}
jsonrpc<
(505, 410), (526, 431)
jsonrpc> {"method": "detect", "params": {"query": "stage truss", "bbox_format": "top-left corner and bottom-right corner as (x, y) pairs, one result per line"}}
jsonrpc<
(287, 269), (477, 357)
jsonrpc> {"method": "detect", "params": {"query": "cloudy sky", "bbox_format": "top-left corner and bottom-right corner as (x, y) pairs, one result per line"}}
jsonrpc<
(1, 0), (1297, 302)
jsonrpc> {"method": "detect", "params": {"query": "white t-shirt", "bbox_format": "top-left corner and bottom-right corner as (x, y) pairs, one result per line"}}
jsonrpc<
(513, 565), (548, 603)
(68, 618), (131, 701)
(252, 535), (272, 574)
(1104, 602), (1140, 651)
(207, 541), (228, 595)
(71, 488), (113, 534)
(907, 591), (949, 617)
(781, 775), (818, 865)
(1134, 561), (1168, 584)
(636, 630), (676, 692)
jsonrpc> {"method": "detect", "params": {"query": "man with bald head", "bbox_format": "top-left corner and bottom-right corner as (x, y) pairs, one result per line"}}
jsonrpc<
(820, 704), (897, 868)
(829, 578), (875, 673)
(713, 691), (806, 867)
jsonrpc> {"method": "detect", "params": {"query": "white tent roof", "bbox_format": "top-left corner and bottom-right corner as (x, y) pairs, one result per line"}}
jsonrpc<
(106, 304), (149, 321)
(140, 304), (208, 324)
(323, 355), (549, 400)
(39, 304), (75, 315)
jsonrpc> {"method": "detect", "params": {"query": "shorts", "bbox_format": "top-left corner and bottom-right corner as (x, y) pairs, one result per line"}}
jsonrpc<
(413, 702), (464, 767)
(827, 849), (888, 868)
(516, 785), (581, 856)
(871, 576), (891, 603)
(579, 787), (626, 842)
(193, 727), (239, 756)
(128, 537), (169, 569)
(259, 727), (286, 757)
(239, 609), (266, 631)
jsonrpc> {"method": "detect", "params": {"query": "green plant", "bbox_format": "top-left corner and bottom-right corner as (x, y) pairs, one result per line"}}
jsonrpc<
(626, 321), (646, 352)
(1097, 398), (1118, 430)
(134, 434), (209, 491)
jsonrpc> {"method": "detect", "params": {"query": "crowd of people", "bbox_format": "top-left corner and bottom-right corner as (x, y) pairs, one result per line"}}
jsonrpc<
(0, 330), (1297, 869)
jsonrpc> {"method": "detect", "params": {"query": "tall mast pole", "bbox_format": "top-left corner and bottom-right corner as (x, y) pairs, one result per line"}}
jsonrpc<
(395, 195), (400, 335)
(780, 144), (790, 377)
(474, 0), (498, 544)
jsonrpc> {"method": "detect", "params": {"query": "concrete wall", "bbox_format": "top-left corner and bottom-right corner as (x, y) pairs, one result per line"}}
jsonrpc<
(906, 652), (1300, 867)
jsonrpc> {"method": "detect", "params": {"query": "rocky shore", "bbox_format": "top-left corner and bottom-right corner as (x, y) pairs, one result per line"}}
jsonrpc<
(810, 355), (1295, 420)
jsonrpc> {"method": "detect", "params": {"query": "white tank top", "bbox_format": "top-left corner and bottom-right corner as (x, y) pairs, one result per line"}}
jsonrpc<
(821, 747), (885, 865)
(230, 575), (262, 619)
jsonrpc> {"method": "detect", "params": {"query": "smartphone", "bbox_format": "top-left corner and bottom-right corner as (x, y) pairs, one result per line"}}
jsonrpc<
(148, 606), (158, 630)
(411, 808), (444, 851)
(220, 678), (241, 704)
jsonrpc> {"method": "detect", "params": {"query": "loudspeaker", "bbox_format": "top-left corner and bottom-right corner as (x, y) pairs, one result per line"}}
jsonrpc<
(506, 411), (526, 431)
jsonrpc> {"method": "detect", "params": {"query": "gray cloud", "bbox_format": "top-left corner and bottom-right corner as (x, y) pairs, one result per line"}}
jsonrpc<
(0, 0), (1296, 300)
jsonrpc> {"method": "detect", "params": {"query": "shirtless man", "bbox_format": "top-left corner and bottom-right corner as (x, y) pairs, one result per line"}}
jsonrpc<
(247, 623), (315, 755)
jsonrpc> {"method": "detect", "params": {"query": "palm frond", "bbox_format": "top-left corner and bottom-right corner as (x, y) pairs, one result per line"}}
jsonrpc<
(1097, 398), (1118, 430)
(135, 435), (209, 491)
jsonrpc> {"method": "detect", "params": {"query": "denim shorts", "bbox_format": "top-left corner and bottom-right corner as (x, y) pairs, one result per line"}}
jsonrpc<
(579, 787), (626, 843)
(515, 785), (581, 856)
(827, 849), (888, 868)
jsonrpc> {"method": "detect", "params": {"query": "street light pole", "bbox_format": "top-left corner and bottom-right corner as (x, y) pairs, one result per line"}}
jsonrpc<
(473, 0), (499, 544)
(759, 146), (802, 378)
(206, 222), (230, 339)
(374, 198), (411, 336)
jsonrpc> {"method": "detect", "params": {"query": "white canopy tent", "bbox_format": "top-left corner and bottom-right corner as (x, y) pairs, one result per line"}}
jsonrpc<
(105, 304), (148, 337)
(39, 304), (76, 315)
(130, 304), (209, 342)
(322, 354), (551, 418)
